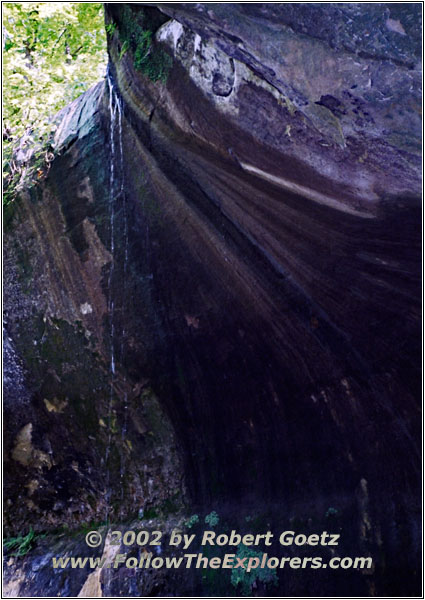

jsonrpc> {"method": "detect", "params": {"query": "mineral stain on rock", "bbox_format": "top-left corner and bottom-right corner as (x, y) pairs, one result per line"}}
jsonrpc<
(11, 424), (34, 467)
(3, 3), (421, 597)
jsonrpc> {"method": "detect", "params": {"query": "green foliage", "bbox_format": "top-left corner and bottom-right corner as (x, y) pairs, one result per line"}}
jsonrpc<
(3, 137), (55, 207)
(119, 39), (129, 60)
(142, 506), (159, 519)
(205, 511), (219, 527)
(71, 520), (108, 540)
(3, 528), (45, 557)
(185, 514), (199, 529)
(230, 544), (278, 595)
(325, 506), (339, 518)
(138, 493), (181, 521)
(115, 5), (172, 83)
(136, 47), (172, 83)
(133, 29), (153, 69)
(105, 22), (116, 36)
(3, 2), (107, 204)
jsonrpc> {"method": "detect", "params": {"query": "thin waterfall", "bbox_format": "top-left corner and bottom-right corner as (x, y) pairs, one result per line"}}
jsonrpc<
(104, 70), (128, 522)
(116, 93), (130, 512)
(107, 74), (117, 377)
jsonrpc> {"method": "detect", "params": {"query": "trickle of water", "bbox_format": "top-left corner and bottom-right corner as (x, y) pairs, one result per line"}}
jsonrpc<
(116, 82), (130, 513)
(107, 73), (118, 379)
(104, 70), (132, 523)
(105, 71), (126, 521)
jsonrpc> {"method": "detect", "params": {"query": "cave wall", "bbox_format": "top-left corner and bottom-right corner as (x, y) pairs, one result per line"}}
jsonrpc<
(3, 3), (421, 596)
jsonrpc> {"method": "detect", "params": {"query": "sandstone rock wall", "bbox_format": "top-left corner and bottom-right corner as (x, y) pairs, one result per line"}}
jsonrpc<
(3, 3), (421, 596)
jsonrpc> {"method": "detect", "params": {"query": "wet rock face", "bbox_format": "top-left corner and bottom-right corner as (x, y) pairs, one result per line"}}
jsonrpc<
(4, 83), (185, 537)
(3, 3), (421, 596)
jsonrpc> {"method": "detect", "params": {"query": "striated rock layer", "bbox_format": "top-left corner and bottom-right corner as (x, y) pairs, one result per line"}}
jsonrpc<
(3, 3), (421, 596)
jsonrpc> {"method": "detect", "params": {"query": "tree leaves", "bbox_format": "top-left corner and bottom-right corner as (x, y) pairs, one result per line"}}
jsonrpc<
(3, 2), (107, 202)
(3, 4), (106, 151)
